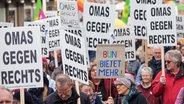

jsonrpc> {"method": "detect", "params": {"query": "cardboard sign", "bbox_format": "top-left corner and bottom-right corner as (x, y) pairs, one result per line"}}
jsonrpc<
(0, 22), (14, 28)
(24, 21), (49, 57)
(60, 28), (88, 84)
(110, 26), (136, 61)
(176, 15), (184, 38)
(130, 0), (162, 39)
(83, 2), (116, 50)
(147, 4), (177, 46)
(0, 26), (43, 89)
(96, 44), (125, 78)
(58, 0), (80, 28)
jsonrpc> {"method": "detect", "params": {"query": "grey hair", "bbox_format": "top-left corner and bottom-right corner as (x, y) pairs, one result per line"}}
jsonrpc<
(153, 46), (161, 52)
(56, 74), (72, 86)
(165, 50), (182, 66)
(0, 86), (12, 95)
(141, 67), (153, 77)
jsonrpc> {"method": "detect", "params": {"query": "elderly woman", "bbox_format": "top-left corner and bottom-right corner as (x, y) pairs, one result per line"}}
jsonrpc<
(137, 67), (162, 104)
(113, 73), (148, 104)
(80, 81), (102, 104)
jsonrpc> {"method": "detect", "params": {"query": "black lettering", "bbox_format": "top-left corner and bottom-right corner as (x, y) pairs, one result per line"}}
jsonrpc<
(35, 69), (41, 82)
(1, 71), (7, 84)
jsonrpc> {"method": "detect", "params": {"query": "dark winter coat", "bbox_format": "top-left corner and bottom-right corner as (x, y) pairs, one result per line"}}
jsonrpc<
(148, 57), (162, 79)
(114, 86), (148, 104)
(44, 87), (91, 104)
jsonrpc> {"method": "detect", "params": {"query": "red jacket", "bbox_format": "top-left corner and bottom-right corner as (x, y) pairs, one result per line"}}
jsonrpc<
(152, 66), (184, 104)
(137, 84), (162, 104)
(92, 78), (117, 101)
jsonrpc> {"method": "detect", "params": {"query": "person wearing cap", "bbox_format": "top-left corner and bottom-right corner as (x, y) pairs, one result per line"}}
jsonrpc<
(113, 73), (148, 104)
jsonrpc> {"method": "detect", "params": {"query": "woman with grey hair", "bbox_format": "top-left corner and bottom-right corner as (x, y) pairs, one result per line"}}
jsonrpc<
(152, 50), (184, 104)
(137, 67), (162, 104)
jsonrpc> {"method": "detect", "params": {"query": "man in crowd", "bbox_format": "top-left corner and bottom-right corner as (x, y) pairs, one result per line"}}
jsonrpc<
(152, 50), (184, 104)
(44, 74), (90, 104)
(0, 86), (13, 104)
(148, 47), (162, 79)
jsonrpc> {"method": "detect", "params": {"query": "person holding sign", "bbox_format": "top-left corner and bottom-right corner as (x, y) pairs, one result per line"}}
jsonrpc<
(44, 74), (90, 104)
(113, 73), (148, 104)
(0, 86), (13, 104)
(89, 61), (117, 102)
(152, 50), (184, 104)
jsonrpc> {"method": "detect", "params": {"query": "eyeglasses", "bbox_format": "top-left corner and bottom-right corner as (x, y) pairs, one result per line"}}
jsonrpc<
(114, 83), (124, 87)
(165, 60), (172, 64)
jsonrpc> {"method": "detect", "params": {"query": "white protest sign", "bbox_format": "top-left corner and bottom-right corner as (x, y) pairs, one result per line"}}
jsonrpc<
(60, 28), (88, 84)
(83, 2), (116, 50)
(130, 0), (162, 39)
(96, 44), (125, 78)
(110, 26), (136, 61)
(47, 26), (61, 51)
(0, 22), (14, 28)
(45, 11), (58, 18)
(58, 0), (80, 28)
(176, 15), (184, 38)
(43, 16), (62, 51)
(46, 16), (61, 28)
(64, 27), (83, 37)
(0, 26), (43, 89)
(147, 4), (177, 46)
(24, 21), (49, 57)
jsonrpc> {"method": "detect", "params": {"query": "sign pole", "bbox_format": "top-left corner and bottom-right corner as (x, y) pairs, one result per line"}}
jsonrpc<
(20, 88), (25, 104)
(75, 81), (81, 104)
(144, 40), (148, 66)
(161, 47), (165, 76)
(110, 78), (112, 96)
(54, 50), (58, 68)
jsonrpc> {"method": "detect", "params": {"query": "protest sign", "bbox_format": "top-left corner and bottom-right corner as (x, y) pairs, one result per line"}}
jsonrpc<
(176, 15), (184, 38)
(130, 0), (162, 39)
(83, 2), (116, 50)
(47, 26), (61, 51)
(24, 21), (49, 57)
(58, 0), (80, 28)
(96, 44), (125, 78)
(147, 4), (177, 46)
(0, 22), (14, 28)
(0, 26), (43, 89)
(110, 26), (135, 61)
(60, 28), (88, 84)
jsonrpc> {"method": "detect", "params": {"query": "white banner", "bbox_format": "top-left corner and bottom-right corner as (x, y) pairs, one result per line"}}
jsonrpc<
(0, 26), (43, 89)
(60, 28), (88, 84)
(147, 4), (177, 46)
(110, 26), (136, 61)
(83, 2), (116, 50)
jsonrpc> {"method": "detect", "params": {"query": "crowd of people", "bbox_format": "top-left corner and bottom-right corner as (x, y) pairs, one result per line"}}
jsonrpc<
(2, 42), (184, 104)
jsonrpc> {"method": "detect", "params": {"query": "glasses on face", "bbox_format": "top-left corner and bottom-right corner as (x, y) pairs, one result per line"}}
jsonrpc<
(57, 87), (72, 98)
(114, 83), (124, 87)
(165, 60), (172, 64)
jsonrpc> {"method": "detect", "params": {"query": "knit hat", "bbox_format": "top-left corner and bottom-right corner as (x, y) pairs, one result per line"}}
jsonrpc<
(114, 73), (135, 89)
